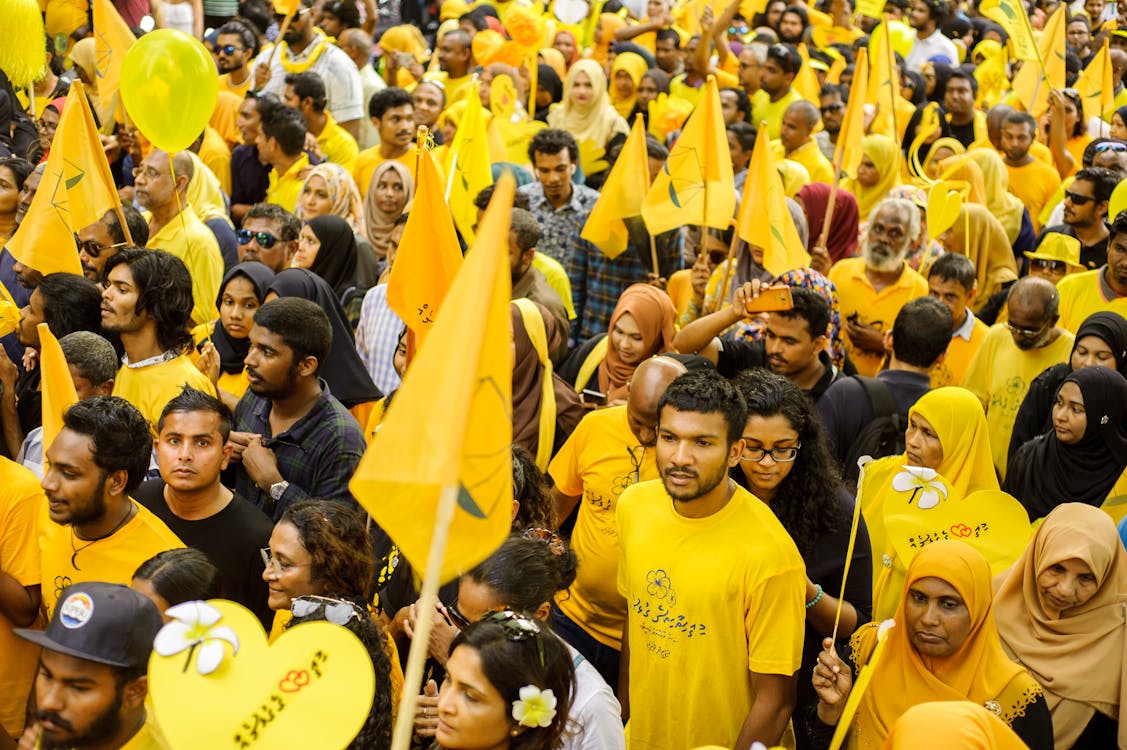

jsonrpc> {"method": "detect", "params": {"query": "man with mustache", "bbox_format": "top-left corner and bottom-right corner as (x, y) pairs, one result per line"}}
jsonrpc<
(133, 387), (274, 627)
(829, 197), (930, 376)
(352, 87), (418, 200)
(15, 582), (166, 750)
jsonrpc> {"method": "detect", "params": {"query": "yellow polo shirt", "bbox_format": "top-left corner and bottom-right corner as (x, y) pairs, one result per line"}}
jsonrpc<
(1056, 268), (1127, 333)
(146, 206), (224, 326)
(266, 152), (311, 214)
(828, 258), (929, 376)
(929, 312), (989, 388)
(751, 87), (804, 140)
(197, 127), (232, 195)
(774, 138), (835, 186)
(219, 72), (253, 98)
(352, 146), (419, 198)
(316, 112), (359, 171)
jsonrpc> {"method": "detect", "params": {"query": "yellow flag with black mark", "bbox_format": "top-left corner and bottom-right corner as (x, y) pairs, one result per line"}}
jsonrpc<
(581, 115), (649, 258)
(1075, 40), (1115, 122)
(350, 174), (515, 583)
(978, 0), (1038, 61)
(92, 0), (136, 102)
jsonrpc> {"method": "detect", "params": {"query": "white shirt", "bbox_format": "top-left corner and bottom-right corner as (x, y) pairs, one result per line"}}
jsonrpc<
(904, 30), (959, 73)
(563, 643), (626, 750)
(356, 64), (387, 151)
(254, 34), (364, 123)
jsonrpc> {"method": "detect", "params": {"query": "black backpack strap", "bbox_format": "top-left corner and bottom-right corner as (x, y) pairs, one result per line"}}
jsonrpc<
(853, 375), (897, 420)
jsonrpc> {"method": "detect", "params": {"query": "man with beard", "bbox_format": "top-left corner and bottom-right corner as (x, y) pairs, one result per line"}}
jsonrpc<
(1040, 167), (1116, 271)
(509, 208), (569, 362)
(74, 207), (149, 283)
(251, 0), (362, 137)
(351, 87), (417, 199)
(230, 93), (272, 224)
(38, 397), (183, 614)
(964, 276), (1075, 477)
(829, 198), (930, 376)
(1001, 111), (1061, 233)
(904, 0), (957, 73)
(815, 84), (845, 161)
(15, 582), (167, 749)
(616, 370), (805, 749)
(1056, 211), (1127, 331)
(216, 21), (258, 97)
(227, 297), (366, 520)
(750, 44), (803, 140)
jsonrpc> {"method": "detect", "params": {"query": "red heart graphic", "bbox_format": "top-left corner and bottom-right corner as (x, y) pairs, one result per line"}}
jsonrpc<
(278, 669), (311, 693)
(950, 523), (972, 538)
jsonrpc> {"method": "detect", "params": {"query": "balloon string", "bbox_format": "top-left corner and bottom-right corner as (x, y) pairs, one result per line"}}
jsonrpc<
(168, 158), (209, 346)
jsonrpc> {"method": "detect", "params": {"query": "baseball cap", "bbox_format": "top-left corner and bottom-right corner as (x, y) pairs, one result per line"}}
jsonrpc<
(15, 582), (163, 669)
(1024, 232), (1084, 269)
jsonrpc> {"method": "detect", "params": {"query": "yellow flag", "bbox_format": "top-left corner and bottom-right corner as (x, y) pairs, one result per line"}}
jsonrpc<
(978, 0), (1038, 61)
(642, 77), (735, 234)
(837, 48), (868, 179)
(6, 88), (122, 277)
(737, 128), (811, 275)
(581, 115), (649, 259)
(445, 86), (494, 244)
(1075, 40), (1115, 122)
(1012, 5), (1066, 116)
(92, 0), (136, 102)
(387, 148), (463, 348)
(793, 45), (822, 104)
(0, 282), (21, 339)
(38, 322), (79, 465)
(350, 175), (515, 583)
(855, 0), (885, 19)
(867, 22), (901, 141)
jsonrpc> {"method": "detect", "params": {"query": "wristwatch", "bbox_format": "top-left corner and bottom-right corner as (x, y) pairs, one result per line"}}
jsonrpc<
(269, 480), (290, 502)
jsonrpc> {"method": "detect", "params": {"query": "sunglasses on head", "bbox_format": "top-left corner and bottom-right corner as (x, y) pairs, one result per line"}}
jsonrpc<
(236, 228), (280, 248)
(290, 595), (365, 625)
(521, 527), (567, 556)
(480, 609), (545, 664)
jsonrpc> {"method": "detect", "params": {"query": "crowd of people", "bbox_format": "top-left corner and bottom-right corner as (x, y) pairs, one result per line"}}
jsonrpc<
(4, 0), (1127, 747)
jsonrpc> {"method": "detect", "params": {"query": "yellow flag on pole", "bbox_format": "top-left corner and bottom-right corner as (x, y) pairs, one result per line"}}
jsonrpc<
(736, 128), (811, 275)
(867, 22), (901, 141)
(837, 48), (868, 180)
(1012, 4), (1066, 116)
(978, 0), (1038, 62)
(0, 282), (21, 339)
(92, 0), (136, 102)
(581, 115), (649, 259)
(6, 88), (122, 277)
(387, 148), (463, 348)
(642, 76), (735, 234)
(350, 174), (515, 583)
(38, 322), (79, 463)
(1075, 40), (1115, 122)
(794, 44), (822, 104)
(445, 86), (494, 244)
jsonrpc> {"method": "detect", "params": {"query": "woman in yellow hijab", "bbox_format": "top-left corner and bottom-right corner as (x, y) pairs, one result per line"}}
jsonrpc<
(858, 387), (1000, 620)
(812, 541), (1049, 750)
(547, 60), (629, 154)
(841, 134), (902, 221)
(609, 51), (648, 119)
(592, 13), (627, 68)
(937, 204), (1019, 311)
(965, 148), (1028, 247)
(882, 702), (1028, 750)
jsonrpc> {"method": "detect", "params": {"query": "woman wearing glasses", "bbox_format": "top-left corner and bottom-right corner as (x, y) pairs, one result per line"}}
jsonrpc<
(732, 370), (871, 750)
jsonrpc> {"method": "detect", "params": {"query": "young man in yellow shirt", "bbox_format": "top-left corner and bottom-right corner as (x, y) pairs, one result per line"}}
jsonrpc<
(963, 276), (1075, 477)
(1002, 111), (1062, 232)
(774, 100), (835, 185)
(352, 87), (418, 198)
(617, 370), (805, 750)
(256, 102), (311, 215)
(751, 44), (804, 140)
(1057, 211), (1127, 331)
(926, 254), (988, 387)
(283, 70), (359, 170)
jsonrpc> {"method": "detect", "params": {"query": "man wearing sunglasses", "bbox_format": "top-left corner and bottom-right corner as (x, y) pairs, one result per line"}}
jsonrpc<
(237, 203), (300, 273)
(74, 207), (149, 283)
(1057, 211), (1127, 332)
(216, 21), (258, 98)
(815, 84), (845, 161)
(1039, 166), (1116, 271)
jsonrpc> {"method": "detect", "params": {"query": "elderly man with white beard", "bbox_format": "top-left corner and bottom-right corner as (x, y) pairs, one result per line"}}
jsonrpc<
(828, 198), (931, 377)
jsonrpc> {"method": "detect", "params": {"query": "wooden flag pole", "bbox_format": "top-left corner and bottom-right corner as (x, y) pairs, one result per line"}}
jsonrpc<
(267, 10), (297, 67)
(390, 484), (460, 750)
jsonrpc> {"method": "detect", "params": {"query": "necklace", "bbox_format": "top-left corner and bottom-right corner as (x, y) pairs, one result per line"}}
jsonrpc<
(70, 504), (136, 571)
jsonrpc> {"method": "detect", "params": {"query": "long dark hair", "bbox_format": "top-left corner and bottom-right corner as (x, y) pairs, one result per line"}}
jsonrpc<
(733, 369), (843, 557)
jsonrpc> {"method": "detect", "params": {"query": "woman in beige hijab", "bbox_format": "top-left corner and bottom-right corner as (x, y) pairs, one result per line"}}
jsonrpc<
(993, 502), (1127, 749)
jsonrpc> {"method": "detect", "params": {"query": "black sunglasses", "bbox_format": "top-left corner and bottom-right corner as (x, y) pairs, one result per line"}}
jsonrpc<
(446, 600), (471, 629)
(73, 235), (128, 258)
(1064, 189), (1095, 206)
(236, 228), (280, 248)
(1031, 258), (1067, 273)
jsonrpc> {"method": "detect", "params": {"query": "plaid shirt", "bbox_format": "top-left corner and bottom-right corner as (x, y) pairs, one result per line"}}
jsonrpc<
(233, 380), (367, 520)
(519, 181), (602, 265)
(567, 218), (683, 344)
(355, 284), (405, 395)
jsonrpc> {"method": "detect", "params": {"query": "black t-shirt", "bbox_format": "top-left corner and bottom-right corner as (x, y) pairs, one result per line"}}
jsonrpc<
(948, 117), (977, 149)
(134, 479), (274, 628)
(1040, 223), (1109, 271)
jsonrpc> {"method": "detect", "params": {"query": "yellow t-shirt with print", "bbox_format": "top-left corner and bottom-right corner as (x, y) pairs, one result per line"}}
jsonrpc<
(548, 406), (659, 649)
(113, 355), (218, 436)
(930, 315), (989, 388)
(616, 479), (805, 750)
(962, 324), (1075, 477)
(829, 258), (930, 377)
(1056, 268), (1127, 333)
(38, 500), (184, 615)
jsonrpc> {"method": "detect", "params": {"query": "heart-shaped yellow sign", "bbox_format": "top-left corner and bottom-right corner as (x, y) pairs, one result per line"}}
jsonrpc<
(148, 600), (375, 750)
(926, 180), (964, 239)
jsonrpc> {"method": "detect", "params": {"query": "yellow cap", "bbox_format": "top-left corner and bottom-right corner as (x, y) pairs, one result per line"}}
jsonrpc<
(1024, 232), (1084, 268)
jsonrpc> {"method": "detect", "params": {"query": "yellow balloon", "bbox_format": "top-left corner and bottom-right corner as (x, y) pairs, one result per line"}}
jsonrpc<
(1110, 179), (1127, 223)
(120, 29), (218, 153)
(926, 181), (963, 239)
(887, 20), (915, 59)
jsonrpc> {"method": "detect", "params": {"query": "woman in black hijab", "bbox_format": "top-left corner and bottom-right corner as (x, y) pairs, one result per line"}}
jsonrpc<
(300, 215), (369, 329)
(266, 269), (382, 415)
(1004, 366), (1127, 520)
(197, 261), (275, 409)
(1009, 311), (1127, 460)
(534, 63), (562, 123)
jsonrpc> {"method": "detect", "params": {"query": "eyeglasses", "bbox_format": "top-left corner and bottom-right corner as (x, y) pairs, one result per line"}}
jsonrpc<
(820, 103), (844, 114)
(236, 228), (280, 248)
(1005, 320), (1048, 337)
(131, 166), (167, 181)
(480, 609), (545, 665)
(1094, 141), (1127, 154)
(1031, 258), (1067, 274)
(73, 235), (129, 259)
(291, 595), (365, 625)
(1064, 189), (1096, 206)
(521, 527), (567, 556)
(217, 44), (245, 55)
(740, 444), (801, 463)
(446, 600), (472, 630)
(260, 547), (311, 576)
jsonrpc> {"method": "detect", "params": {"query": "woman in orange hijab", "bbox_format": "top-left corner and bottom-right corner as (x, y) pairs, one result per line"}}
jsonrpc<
(811, 540), (1052, 750)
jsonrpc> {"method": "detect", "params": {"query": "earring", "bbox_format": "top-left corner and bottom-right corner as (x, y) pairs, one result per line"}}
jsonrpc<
(510, 728), (521, 737)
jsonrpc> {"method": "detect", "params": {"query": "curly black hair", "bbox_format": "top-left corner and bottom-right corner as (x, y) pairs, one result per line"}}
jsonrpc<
(732, 369), (843, 558)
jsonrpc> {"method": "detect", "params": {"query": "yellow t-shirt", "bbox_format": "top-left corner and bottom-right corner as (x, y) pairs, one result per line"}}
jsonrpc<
(929, 315), (989, 388)
(431, 72), (475, 108)
(146, 206), (224, 327)
(113, 716), (170, 750)
(197, 127), (232, 195)
(962, 324), (1075, 477)
(531, 252), (575, 320)
(0, 458), (44, 737)
(317, 112), (360, 171)
(616, 480), (806, 750)
(112, 354), (218, 435)
(1005, 159), (1062, 233)
(266, 151), (311, 214)
(38, 500), (184, 615)
(666, 268), (694, 318)
(776, 138), (836, 186)
(548, 406), (659, 649)
(1056, 269), (1127, 333)
(219, 72), (253, 98)
(352, 147), (419, 199)
(829, 258), (930, 377)
(751, 87), (804, 140)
